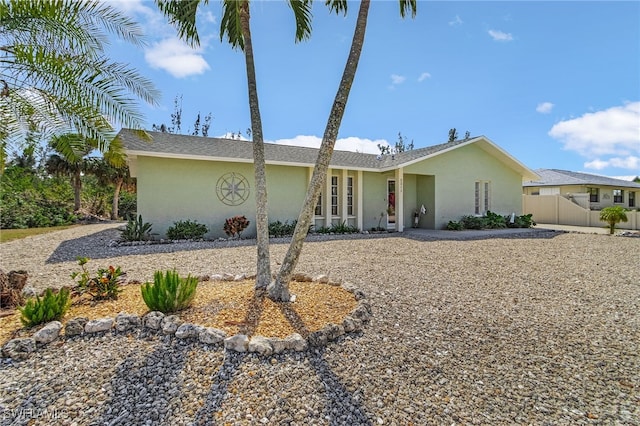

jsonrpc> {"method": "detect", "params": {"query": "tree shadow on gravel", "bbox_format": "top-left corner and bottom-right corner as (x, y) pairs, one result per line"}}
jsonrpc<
(96, 336), (192, 426)
(191, 292), (370, 424)
(191, 351), (248, 425)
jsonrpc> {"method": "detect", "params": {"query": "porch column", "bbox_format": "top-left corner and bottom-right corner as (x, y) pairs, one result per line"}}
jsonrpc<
(325, 168), (332, 227)
(357, 170), (363, 231)
(341, 170), (348, 223)
(396, 167), (404, 232)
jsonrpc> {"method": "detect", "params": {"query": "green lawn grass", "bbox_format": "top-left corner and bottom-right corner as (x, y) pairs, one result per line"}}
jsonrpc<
(0, 225), (78, 243)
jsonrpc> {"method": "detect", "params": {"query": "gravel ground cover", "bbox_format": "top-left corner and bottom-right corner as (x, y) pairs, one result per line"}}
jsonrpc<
(0, 223), (638, 425)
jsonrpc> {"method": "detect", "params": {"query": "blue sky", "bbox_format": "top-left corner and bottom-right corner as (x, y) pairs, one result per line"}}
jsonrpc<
(109, 0), (640, 179)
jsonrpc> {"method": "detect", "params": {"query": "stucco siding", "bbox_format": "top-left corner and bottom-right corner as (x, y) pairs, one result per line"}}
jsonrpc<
(137, 157), (310, 238)
(405, 144), (523, 229)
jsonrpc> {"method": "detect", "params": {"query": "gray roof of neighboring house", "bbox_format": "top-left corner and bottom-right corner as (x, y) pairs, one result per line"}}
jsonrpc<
(118, 128), (538, 179)
(523, 169), (640, 188)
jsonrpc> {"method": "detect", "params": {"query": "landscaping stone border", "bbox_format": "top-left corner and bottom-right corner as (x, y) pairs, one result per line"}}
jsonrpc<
(1, 273), (370, 361)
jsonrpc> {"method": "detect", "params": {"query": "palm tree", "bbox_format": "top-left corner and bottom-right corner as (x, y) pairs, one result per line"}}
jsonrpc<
(45, 134), (95, 212)
(0, 0), (159, 161)
(599, 206), (628, 234)
(88, 137), (132, 220)
(269, 0), (416, 301)
(156, 0), (313, 290)
(157, 0), (416, 301)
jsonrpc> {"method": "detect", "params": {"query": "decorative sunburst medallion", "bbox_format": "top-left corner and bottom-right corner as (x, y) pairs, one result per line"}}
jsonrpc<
(216, 172), (250, 206)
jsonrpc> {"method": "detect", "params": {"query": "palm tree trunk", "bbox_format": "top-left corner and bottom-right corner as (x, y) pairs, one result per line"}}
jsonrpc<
(111, 176), (123, 220)
(73, 170), (82, 212)
(239, 1), (271, 289)
(269, 0), (371, 301)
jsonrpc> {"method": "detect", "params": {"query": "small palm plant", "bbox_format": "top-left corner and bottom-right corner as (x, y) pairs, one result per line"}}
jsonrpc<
(599, 206), (628, 234)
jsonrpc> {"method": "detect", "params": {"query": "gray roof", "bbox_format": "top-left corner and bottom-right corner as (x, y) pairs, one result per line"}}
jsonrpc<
(523, 169), (640, 188)
(118, 128), (537, 179)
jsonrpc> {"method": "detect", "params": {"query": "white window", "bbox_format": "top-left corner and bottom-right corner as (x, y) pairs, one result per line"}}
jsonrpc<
(347, 176), (353, 216)
(540, 187), (560, 195)
(315, 192), (322, 216)
(331, 175), (338, 216)
(613, 189), (624, 204)
(475, 181), (491, 215)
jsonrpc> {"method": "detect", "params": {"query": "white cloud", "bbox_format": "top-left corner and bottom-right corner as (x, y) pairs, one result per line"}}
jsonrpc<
(418, 72), (431, 82)
(145, 38), (210, 78)
(549, 102), (640, 157)
(488, 29), (513, 42)
(268, 135), (387, 155)
(449, 15), (463, 26)
(390, 74), (406, 86)
(536, 102), (554, 114)
(584, 156), (640, 171)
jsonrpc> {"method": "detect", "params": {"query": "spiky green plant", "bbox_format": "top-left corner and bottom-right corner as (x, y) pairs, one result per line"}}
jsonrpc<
(141, 270), (198, 313)
(18, 287), (70, 327)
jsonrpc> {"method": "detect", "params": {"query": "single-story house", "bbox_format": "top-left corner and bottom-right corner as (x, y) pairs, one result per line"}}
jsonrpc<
(522, 169), (640, 230)
(119, 129), (539, 238)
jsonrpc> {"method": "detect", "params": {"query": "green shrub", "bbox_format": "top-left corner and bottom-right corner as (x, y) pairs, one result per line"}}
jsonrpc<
(329, 221), (360, 234)
(508, 213), (536, 228)
(166, 219), (209, 240)
(120, 214), (152, 241)
(71, 257), (123, 300)
(118, 191), (137, 220)
(484, 211), (507, 229)
(18, 288), (71, 327)
(446, 220), (464, 230)
(223, 215), (250, 238)
(141, 270), (198, 313)
(269, 219), (298, 237)
(460, 215), (486, 230)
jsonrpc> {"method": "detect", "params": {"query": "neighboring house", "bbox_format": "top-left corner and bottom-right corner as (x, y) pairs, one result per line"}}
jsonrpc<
(523, 169), (640, 230)
(119, 129), (538, 238)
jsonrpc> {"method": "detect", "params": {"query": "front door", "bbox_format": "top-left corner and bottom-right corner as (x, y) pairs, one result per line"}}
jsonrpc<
(387, 179), (396, 229)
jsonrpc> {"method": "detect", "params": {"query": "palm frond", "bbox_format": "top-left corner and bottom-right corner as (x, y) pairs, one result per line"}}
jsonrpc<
(155, 0), (206, 48)
(288, 0), (313, 43)
(220, 0), (244, 50)
(399, 0), (417, 18)
(325, 0), (348, 16)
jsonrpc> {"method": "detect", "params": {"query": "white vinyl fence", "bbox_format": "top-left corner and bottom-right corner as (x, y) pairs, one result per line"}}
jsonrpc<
(522, 194), (639, 230)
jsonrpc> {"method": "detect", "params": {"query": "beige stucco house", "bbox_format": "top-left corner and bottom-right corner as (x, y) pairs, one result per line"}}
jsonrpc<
(119, 129), (538, 238)
(523, 169), (640, 230)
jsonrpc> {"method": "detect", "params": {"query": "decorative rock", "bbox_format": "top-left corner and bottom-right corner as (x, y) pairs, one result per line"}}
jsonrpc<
(342, 317), (357, 332)
(143, 311), (165, 330)
(199, 327), (226, 344)
(248, 336), (273, 356)
(351, 304), (371, 322)
(307, 330), (328, 347)
(21, 286), (37, 298)
(65, 317), (88, 336)
(291, 273), (312, 282)
(284, 333), (308, 352)
(353, 289), (367, 301)
(115, 312), (141, 332)
(161, 315), (183, 335)
(234, 273), (246, 281)
(175, 323), (203, 339)
(33, 321), (62, 344)
(267, 338), (287, 354)
(321, 323), (345, 341)
(224, 334), (249, 352)
(313, 274), (329, 283)
(85, 318), (114, 334)
(222, 273), (235, 281)
(2, 338), (36, 360)
(209, 274), (224, 281)
(341, 282), (357, 291)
